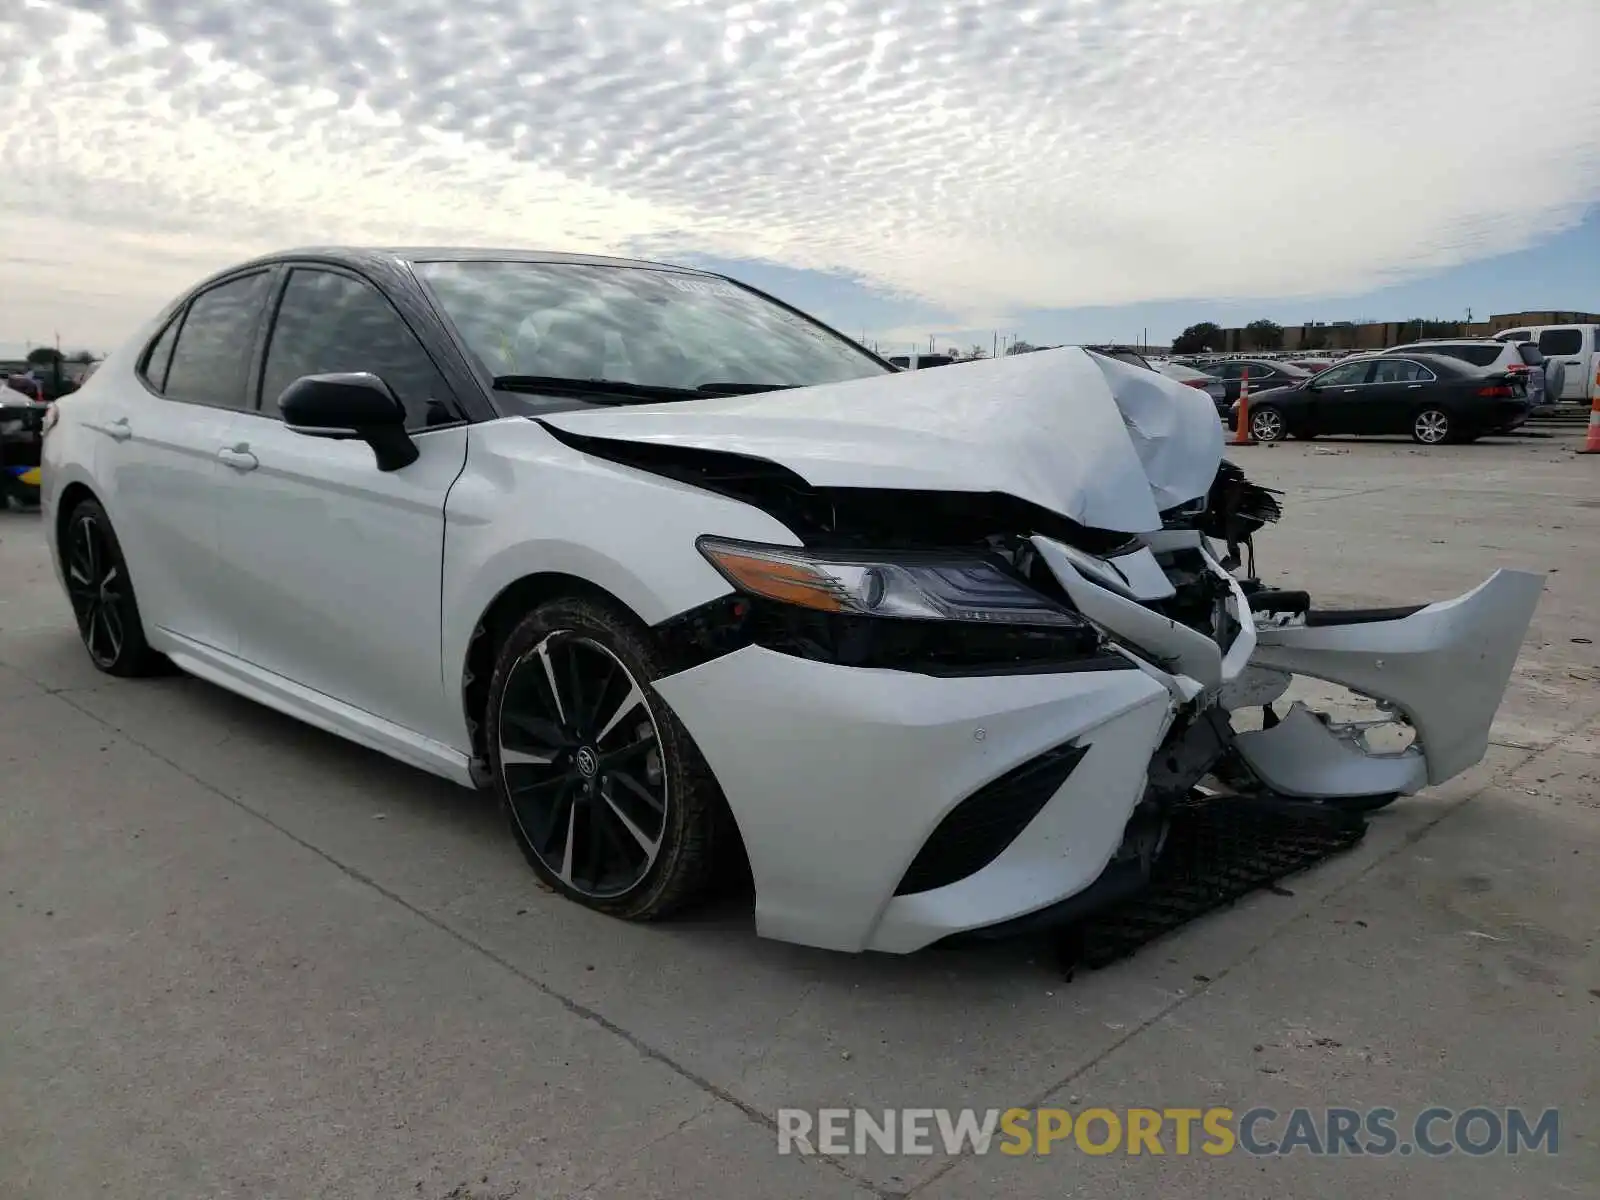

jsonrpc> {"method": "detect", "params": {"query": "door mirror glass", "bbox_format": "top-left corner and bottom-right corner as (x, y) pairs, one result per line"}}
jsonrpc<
(278, 372), (418, 471)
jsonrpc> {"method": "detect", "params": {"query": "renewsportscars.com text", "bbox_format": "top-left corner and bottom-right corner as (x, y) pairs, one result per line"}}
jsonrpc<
(777, 1106), (1560, 1158)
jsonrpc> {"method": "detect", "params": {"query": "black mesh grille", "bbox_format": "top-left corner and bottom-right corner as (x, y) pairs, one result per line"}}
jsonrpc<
(894, 743), (1088, 896)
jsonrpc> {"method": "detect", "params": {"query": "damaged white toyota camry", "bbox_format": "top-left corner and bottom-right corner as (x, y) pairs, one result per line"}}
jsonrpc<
(41, 248), (1544, 954)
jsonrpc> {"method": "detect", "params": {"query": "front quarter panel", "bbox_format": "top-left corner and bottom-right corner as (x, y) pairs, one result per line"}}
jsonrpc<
(441, 416), (807, 747)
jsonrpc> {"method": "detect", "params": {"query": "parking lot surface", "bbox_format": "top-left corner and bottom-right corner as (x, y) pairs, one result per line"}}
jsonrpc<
(3, 429), (1597, 1199)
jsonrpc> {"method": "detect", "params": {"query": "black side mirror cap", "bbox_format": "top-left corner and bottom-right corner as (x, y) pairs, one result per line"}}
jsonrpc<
(278, 372), (418, 471)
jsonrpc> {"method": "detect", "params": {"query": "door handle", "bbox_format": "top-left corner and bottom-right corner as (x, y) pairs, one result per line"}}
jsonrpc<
(1407, 384), (1423, 389)
(217, 444), (258, 472)
(103, 416), (132, 442)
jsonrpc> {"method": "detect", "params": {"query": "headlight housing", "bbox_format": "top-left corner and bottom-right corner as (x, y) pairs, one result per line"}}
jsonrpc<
(696, 536), (1080, 627)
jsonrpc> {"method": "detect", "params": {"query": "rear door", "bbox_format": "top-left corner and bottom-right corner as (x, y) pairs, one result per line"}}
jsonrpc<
(91, 269), (276, 654)
(211, 264), (471, 742)
(1536, 327), (1586, 399)
(1361, 358), (1434, 433)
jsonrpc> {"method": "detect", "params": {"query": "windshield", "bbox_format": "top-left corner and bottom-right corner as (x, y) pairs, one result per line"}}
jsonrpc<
(414, 260), (890, 405)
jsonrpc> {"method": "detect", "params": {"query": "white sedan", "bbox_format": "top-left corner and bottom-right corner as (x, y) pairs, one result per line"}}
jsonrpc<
(40, 248), (1543, 954)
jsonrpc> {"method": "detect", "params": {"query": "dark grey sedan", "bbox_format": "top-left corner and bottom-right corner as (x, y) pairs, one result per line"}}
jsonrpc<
(1230, 353), (1532, 445)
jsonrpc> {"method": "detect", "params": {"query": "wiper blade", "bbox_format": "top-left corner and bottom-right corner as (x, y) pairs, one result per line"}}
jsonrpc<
(491, 375), (699, 403)
(693, 382), (791, 395)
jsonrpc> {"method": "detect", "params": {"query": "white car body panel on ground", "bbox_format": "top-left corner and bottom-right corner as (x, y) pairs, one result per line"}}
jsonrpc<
(1246, 569), (1545, 786)
(40, 252), (1545, 955)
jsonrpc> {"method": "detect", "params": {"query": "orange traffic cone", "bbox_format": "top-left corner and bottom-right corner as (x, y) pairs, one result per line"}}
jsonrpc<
(1230, 368), (1255, 445)
(1579, 364), (1600, 455)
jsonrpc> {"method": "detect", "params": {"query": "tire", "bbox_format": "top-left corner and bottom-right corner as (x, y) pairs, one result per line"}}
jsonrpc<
(1248, 405), (1287, 443)
(1411, 407), (1452, 445)
(61, 498), (166, 677)
(484, 594), (730, 921)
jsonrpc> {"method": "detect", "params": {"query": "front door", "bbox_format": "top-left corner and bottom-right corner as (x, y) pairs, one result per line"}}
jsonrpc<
(91, 269), (277, 654)
(212, 265), (470, 743)
(1304, 360), (1374, 434)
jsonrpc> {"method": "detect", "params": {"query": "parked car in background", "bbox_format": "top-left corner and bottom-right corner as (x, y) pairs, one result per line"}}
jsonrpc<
(1153, 360), (1228, 414)
(1231, 353), (1530, 445)
(0, 389), (46, 507)
(1493, 324), (1598, 403)
(1203, 358), (1312, 405)
(1382, 339), (1547, 409)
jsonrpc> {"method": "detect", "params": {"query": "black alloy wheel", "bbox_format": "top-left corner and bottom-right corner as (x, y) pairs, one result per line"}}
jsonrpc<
(63, 500), (163, 676)
(486, 596), (731, 919)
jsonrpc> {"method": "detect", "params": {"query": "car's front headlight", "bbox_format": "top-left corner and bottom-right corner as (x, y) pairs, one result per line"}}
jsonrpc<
(696, 536), (1080, 627)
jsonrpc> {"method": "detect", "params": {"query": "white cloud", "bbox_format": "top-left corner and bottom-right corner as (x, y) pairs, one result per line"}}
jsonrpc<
(2, 0), (1599, 352)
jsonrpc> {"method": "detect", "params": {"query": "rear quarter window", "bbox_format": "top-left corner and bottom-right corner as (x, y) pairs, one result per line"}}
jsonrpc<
(1517, 343), (1544, 366)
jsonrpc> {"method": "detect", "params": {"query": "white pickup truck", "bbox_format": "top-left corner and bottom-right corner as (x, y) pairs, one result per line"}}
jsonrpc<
(1494, 324), (1599, 404)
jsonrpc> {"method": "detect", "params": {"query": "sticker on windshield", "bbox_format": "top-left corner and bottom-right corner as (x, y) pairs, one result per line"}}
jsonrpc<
(661, 275), (743, 299)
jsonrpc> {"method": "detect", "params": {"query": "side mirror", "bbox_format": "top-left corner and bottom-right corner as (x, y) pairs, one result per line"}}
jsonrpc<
(278, 372), (418, 472)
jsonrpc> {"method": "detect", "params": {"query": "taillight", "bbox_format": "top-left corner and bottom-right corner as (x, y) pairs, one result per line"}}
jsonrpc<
(1478, 384), (1515, 397)
(1183, 379), (1209, 389)
(1506, 364), (1528, 373)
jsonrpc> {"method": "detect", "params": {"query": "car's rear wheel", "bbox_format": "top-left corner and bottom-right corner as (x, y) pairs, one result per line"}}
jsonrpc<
(62, 499), (165, 677)
(485, 595), (729, 920)
(1249, 405), (1287, 443)
(1411, 408), (1452, 444)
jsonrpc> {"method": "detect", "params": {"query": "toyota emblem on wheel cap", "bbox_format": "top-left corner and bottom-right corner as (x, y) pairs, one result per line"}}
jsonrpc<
(575, 747), (599, 778)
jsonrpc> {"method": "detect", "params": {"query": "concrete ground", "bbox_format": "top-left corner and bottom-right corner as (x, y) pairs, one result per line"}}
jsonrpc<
(2, 428), (1596, 1200)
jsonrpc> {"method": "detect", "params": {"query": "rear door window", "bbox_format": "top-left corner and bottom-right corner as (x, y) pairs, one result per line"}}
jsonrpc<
(1537, 328), (1583, 356)
(162, 272), (274, 409)
(1370, 359), (1427, 384)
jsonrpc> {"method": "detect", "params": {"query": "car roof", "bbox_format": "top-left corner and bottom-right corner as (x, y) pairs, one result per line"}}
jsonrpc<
(1389, 339), (1504, 348)
(224, 245), (715, 277)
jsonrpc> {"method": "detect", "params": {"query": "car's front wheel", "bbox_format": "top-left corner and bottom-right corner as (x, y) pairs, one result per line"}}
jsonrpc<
(1249, 405), (1287, 443)
(485, 595), (731, 920)
(1411, 407), (1452, 444)
(62, 499), (165, 677)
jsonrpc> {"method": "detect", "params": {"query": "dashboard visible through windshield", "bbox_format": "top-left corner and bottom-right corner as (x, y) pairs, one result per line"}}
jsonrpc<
(414, 259), (892, 410)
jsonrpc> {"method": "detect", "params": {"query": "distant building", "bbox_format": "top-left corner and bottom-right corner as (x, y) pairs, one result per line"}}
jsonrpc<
(1209, 310), (1600, 353)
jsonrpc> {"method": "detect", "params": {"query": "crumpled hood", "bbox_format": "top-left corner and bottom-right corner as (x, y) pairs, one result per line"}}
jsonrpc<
(537, 347), (1224, 534)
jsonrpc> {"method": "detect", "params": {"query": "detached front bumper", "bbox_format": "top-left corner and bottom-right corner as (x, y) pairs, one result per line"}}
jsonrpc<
(654, 647), (1174, 954)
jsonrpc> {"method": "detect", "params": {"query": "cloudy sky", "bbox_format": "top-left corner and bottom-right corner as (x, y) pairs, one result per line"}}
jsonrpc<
(3, 0), (1599, 358)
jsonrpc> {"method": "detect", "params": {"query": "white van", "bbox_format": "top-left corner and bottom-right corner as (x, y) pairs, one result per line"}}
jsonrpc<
(1493, 324), (1598, 403)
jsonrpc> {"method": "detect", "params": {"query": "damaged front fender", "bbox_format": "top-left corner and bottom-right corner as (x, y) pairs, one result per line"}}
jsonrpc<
(1242, 569), (1545, 787)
